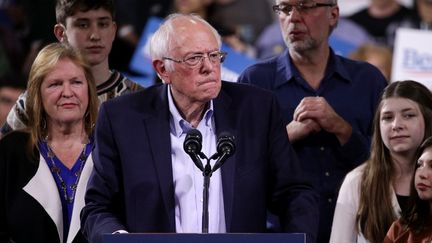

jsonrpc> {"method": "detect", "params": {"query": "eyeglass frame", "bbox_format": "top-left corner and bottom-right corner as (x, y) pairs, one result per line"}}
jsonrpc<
(272, 1), (336, 15)
(162, 50), (228, 67)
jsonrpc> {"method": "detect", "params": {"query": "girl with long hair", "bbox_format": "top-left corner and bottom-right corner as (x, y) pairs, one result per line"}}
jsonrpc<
(330, 80), (432, 243)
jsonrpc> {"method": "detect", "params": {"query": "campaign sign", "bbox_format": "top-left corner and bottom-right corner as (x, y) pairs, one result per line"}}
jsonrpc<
(338, 0), (412, 16)
(392, 28), (432, 89)
(129, 17), (256, 83)
(329, 35), (357, 57)
(129, 17), (161, 78)
(220, 43), (256, 82)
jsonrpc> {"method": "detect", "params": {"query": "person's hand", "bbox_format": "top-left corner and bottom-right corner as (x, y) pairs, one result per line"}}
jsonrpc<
(293, 97), (352, 144)
(286, 119), (321, 143)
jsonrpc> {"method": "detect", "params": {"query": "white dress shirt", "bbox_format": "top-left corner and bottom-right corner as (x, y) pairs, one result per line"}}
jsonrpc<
(167, 86), (226, 233)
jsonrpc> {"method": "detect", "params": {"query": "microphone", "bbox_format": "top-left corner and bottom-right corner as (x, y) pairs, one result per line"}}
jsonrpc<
(212, 132), (236, 172)
(183, 130), (235, 233)
(183, 129), (204, 171)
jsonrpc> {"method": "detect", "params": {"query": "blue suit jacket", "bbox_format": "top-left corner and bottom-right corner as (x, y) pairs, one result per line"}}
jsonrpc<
(81, 82), (319, 243)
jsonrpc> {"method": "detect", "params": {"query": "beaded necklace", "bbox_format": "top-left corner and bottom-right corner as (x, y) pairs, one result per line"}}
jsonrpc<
(39, 138), (93, 204)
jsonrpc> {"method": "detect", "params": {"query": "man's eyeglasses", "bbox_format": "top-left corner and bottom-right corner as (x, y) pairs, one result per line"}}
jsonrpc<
(163, 51), (227, 67)
(272, 1), (335, 15)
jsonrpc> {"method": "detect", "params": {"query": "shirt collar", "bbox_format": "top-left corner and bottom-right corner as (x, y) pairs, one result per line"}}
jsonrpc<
(274, 48), (352, 88)
(167, 85), (214, 137)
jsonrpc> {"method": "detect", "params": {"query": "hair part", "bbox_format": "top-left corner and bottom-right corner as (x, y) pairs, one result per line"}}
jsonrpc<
(356, 80), (432, 243)
(25, 42), (98, 153)
(55, 0), (115, 25)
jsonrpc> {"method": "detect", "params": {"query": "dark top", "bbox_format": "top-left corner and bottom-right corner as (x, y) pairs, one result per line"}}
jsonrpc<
(0, 131), (88, 243)
(348, 6), (415, 47)
(81, 82), (319, 243)
(384, 218), (432, 243)
(396, 194), (410, 213)
(237, 48), (387, 243)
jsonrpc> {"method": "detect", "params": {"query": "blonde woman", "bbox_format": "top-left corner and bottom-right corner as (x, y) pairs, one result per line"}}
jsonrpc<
(0, 43), (98, 243)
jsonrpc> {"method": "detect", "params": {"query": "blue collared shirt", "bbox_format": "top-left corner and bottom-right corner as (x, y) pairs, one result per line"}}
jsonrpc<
(238, 48), (387, 239)
(167, 86), (226, 233)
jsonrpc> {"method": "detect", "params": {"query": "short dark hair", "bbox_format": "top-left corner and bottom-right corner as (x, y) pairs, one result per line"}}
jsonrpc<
(0, 73), (27, 90)
(55, 0), (115, 25)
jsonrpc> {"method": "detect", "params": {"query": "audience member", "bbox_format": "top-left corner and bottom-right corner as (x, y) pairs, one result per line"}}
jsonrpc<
(255, 17), (372, 59)
(1, 0), (142, 136)
(172, 0), (255, 57)
(384, 136), (432, 243)
(0, 1), (26, 76)
(349, 43), (393, 81)
(81, 13), (319, 243)
(0, 42), (98, 243)
(237, 0), (387, 242)
(0, 73), (25, 128)
(210, 0), (274, 45)
(18, 0), (57, 77)
(330, 80), (432, 243)
(0, 0), (57, 77)
(174, 0), (213, 19)
(254, 20), (286, 59)
(111, 0), (171, 73)
(411, 0), (432, 30)
(348, 0), (415, 48)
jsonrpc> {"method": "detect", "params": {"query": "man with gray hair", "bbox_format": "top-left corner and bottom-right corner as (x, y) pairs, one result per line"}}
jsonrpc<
(81, 13), (319, 243)
(238, 0), (387, 242)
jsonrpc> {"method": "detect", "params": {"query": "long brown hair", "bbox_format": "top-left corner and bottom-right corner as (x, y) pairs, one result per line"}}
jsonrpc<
(26, 42), (98, 152)
(356, 80), (432, 243)
(401, 136), (432, 233)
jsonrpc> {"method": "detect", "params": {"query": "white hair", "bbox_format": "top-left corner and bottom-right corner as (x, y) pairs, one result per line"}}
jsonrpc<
(149, 13), (222, 72)
(275, 0), (338, 5)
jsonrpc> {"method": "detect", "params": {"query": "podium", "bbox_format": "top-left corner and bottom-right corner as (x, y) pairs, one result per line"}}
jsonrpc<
(103, 233), (306, 243)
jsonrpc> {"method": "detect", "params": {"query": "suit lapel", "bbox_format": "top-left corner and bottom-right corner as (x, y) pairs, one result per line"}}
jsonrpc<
(67, 155), (94, 243)
(214, 86), (237, 231)
(23, 154), (63, 242)
(144, 85), (176, 231)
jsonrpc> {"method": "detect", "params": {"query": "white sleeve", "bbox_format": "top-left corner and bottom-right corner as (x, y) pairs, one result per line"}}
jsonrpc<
(329, 167), (363, 243)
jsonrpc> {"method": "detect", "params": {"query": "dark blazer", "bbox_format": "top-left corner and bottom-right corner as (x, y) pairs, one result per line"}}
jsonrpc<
(81, 82), (319, 243)
(0, 131), (92, 243)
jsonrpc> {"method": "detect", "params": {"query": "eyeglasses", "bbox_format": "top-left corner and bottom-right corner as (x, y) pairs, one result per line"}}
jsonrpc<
(163, 51), (227, 67)
(272, 1), (335, 15)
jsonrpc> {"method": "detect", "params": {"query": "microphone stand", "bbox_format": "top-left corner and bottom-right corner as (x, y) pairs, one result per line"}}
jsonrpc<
(184, 130), (236, 234)
(202, 159), (212, 233)
(198, 152), (220, 233)
(198, 152), (231, 233)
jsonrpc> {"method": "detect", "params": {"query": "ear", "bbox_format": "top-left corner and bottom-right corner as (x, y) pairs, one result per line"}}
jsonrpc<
(110, 21), (118, 42)
(329, 5), (339, 28)
(54, 24), (67, 42)
(153, 59), (171, 84)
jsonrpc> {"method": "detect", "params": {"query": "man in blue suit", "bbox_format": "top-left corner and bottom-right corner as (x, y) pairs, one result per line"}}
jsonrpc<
(81, 13), (319, 243)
